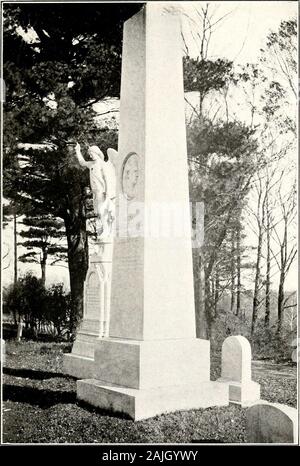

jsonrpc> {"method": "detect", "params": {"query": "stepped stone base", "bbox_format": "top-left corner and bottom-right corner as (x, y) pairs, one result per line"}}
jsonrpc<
(217, 378), (260, 407)
(77, 379), (229, 421)
(63, 319), (101, 379)
(76, 337), (229, 420)
(92, 337), (210, 389)
(63, 353), (95, 379)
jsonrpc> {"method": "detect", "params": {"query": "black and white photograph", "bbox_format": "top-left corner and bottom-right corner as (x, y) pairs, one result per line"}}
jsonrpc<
(1, 0), (298, 447)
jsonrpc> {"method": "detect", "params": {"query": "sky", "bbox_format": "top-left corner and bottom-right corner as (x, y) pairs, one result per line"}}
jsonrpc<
(2, 1), (298, 291)
(180, 1), (297, 63)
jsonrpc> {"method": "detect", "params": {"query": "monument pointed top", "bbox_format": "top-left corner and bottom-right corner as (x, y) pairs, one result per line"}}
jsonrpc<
(143, 2), (184, 16)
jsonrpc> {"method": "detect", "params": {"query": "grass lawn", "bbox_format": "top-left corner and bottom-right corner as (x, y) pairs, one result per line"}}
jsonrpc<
(2, 340), (297, 444)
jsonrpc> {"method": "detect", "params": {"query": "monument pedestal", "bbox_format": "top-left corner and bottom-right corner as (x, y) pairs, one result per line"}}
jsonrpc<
(63, 326), (98, 379)
(77, 337), (228, 420)
(63, 243), (113, 379)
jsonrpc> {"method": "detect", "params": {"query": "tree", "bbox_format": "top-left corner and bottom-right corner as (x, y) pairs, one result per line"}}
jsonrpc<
(241, 17), (297, 335)
(259, 18), (297, 333)
(182, 3), (260, 338)
(184, 57), (235, 121)
(249, 166), (268, 335)
(260, 18), (297, 135)
(18, 214), (67, 286)
(264, 169), (273, 327)
(272, 178), (297, 332)
(3, 3), (141, 325)
(188, 118), (258, 337)
(235, 217), (244, 317)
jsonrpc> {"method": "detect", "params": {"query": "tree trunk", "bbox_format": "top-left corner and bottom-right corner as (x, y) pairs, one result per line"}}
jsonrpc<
(13, 209), (17, 284)
(211, 276), (215, 311)
(230, 229), (235, 313)
(41, 249), (47, 287)
(193, 248), (208, 339)
(214, 268), (219, 316)
(236, 226), (241, 317)
(252, 228), (263, 335)
(64, 210), (88, 335)
(12, 309), (18, 327)
(204, 271), (213, 338)
(277, 271), (285, 333)
(199, 93), (204, 122)
(265, 215), (271, 326)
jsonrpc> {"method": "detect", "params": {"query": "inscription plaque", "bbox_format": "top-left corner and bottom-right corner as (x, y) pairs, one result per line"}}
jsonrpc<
(122, 152), (139, 200)
(86, 272), (101, 319)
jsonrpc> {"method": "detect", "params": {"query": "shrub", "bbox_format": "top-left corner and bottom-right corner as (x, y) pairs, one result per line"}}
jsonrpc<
(3, 274), (74, 341)
(250, 319), (295, 362)
(44, 283), (76, 341)
(211, 312), (296, 362)
(211, 312), (250, 355)
(4, 273), (46, 337)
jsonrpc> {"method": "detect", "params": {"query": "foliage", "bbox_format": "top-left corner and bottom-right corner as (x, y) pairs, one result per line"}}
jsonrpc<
(3, 3), (141, 321)
(184, 57), (235, 98)
(259, 19), (297, 136)
(211, 311), (296, 363)
(3, 273), (74, 341)
(251, 319), (296, 362)
(43, 283), (75, 340)
(18, 214), (67, 285)
(186, 15), (296, 341)
(210, 313), (250, 355)
(4, 273), (47, 337)
(188, 117), (258, 335)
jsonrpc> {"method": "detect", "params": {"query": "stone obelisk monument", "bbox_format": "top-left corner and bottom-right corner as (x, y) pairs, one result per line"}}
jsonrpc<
(77, 3), (228, 420)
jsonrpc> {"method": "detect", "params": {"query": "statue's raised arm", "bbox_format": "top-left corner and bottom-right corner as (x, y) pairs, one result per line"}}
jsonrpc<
(74, 142), (91, 168)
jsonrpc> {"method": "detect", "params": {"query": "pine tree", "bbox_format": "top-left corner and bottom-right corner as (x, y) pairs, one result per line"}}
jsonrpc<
(18, 214), (67, 286)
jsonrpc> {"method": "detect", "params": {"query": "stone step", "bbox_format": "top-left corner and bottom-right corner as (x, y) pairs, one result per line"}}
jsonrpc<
(77, 379), (229, 421)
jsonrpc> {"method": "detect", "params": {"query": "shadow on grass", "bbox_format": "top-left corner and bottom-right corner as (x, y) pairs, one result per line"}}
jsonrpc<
(3, 384), (77, 408)
(191, 439), (224, 443)
(3, 367), (76, 381)
(3, 383), (133, 420)
(77, 399), (132, 421)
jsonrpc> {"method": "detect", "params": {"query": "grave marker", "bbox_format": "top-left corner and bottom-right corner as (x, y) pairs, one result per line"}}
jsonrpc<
(76, 4), (229, 420)
(217, 335), (260, 406)
(246, 402), (298, 443)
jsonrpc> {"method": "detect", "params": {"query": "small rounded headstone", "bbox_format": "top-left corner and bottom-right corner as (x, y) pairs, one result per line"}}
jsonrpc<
(246, 402), (297, 443)
(221, 335), (252, 382)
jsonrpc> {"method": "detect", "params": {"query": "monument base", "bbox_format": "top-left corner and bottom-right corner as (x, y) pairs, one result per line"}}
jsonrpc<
(77, 379), (229, 421)
(63, 319), (101, 379)
(217, 378), (260, 407)
(63, 246), (113, 379)
(63, 353), (95, 379)
(76, 337), (229, 420)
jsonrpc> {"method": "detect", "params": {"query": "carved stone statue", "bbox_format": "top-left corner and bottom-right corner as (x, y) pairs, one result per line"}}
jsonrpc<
(75, 143), (117, 240)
